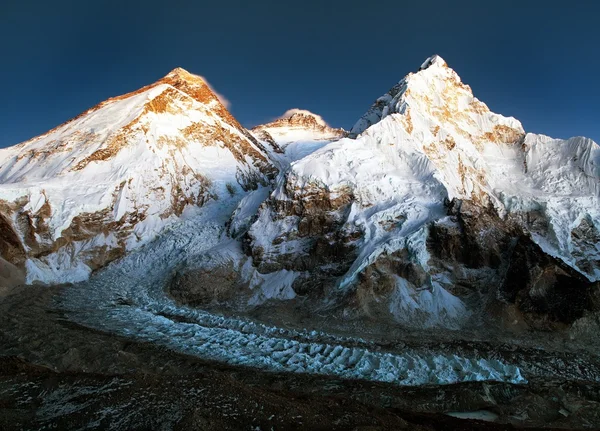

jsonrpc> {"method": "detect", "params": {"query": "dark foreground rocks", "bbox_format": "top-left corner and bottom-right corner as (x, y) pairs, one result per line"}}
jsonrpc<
(1, 285), (600, 430)
(3, 354), (600, 431)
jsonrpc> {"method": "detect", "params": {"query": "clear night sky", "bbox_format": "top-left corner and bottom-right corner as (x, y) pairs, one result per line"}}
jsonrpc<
(2, 1), (599, 148)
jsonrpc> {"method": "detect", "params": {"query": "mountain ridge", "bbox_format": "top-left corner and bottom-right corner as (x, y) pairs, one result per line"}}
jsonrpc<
(0, 56), (598, 337)
(0, 67), (277, 283)
(244, 54), (600, 330)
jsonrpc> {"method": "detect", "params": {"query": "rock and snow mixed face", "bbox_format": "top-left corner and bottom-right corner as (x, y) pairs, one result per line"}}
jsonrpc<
(0, 67), (276, 283)
(248, 55), (600, 329)
(251, 109), (346, 164)
(1, 55), (598, 333)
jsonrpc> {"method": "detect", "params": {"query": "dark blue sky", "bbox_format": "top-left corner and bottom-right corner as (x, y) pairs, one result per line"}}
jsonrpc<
(2, 1), (599, 148)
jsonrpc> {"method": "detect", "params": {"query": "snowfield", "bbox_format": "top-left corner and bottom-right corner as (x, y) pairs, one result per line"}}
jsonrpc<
(0, 68), (273, 284)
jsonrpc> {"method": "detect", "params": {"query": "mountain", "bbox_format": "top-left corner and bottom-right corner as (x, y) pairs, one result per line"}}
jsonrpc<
(246, 55), (600, 330)
(1, 56), (598, 335)
(251, 109), (346, 164)
(167, 109), (348, 306)
(0, 68), (277, 284)
(3, 56), (600, 430)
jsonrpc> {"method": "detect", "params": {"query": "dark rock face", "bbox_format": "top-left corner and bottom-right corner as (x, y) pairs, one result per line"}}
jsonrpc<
(571, 215), (600, 276)
(251, 129), (283, 153)
(247, 179), (360, 295)
(0, 211), (26, 267)
(169, 262), (242, 306)
(246, 188), (599, 331)
(434, 199), (519, 270)
(427, 198), (599, 327)
(500, 236), (598, 325)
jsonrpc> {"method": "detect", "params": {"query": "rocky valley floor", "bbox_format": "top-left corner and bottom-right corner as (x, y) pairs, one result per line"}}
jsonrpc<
(2, 283), (600, 430)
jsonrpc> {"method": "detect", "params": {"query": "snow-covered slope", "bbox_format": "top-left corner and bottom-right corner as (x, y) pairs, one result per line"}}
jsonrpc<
(248, 55), (600, 329)
(0, 68), (276, 283)
(251, 110), (346, 165)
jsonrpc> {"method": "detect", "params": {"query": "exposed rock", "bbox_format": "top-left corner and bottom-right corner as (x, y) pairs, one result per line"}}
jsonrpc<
(500, 235), (598, 326)
(242, 55), (600, 333)
(0, 257), (24, 292)
(0, 204), (26, 267)
(169, 261), (242, 306)
(571, 215), (600, 277)
(247, 179), (359, 295)
(253, 110), (346, 139)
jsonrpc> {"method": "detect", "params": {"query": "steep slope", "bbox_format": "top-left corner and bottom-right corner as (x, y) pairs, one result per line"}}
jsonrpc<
(247, 55), (600, 330)
(0, 68), (276, 284)
(164, 110), (347, 306)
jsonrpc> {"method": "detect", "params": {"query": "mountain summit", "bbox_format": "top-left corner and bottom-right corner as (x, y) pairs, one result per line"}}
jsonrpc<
(251, 109), (346, 164)
(247, 55), (600, 329)
(0, 68), (276, 283)
(253, 109), (345, 139)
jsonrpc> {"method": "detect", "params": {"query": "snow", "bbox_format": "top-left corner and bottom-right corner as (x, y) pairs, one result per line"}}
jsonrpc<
(229, 187), (272, 237)
(252, 109), (345, 168)
(57, 199), (527, 387)
(389, 277), (469, 329)
(246, 54), (600, 330)
(420, 54), (447, 70)
(276, 108), (330, 127)
(0, 55), (597, 385)
(0, 74), (273, 283)
(4, 56), (595, 388)
(248, 269), (299, 305)
(269, 54), (600, 298)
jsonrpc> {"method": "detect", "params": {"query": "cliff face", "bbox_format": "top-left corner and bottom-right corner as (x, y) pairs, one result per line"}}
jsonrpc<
(247, 55), (600, 329)
(0, 68), (277, 283)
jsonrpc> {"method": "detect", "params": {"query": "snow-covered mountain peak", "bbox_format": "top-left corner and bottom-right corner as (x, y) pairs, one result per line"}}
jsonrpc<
(279, 109), (328, 127)
(419, 54), (447, 70)
(248, 54), (599, 322)
(253, 109), (345, 140)
(350, 54), (518, 138)
(164, 66), (201, 80)
(0, 67), (276, 283)
(256, 109), (332, 131)
(251, 109), (346, 163)
(159, 67), (221, 106)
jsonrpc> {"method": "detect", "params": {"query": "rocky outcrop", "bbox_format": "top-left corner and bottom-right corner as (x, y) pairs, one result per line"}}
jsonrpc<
(247, 179), (358, 295)
(428, 199), (600, 328)
(169, 261), (242, 306)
